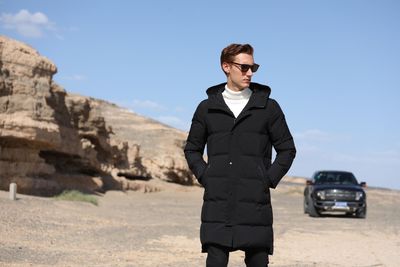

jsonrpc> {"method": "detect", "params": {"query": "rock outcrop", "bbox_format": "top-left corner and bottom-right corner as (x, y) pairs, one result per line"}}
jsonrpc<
(0, 35), (193, 196)
(87, 97), (193, 185)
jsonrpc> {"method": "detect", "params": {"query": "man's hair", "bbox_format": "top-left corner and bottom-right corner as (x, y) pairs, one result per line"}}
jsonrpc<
(220, 43), (254, 74)
(220, 43), (254, 64)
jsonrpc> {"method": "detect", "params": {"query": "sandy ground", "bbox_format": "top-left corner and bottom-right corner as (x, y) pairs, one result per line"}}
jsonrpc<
(1, 180), (399, 267)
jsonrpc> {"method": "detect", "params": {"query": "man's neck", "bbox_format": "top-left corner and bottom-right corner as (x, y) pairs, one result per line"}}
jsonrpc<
(226, 81), (245, 92)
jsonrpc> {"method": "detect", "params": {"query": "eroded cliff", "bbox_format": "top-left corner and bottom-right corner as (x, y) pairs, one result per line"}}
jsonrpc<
(0, 35), (193, 196)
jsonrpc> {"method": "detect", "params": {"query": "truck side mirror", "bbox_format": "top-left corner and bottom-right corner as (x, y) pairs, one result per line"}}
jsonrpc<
(306, 180), (313, 186)
(360, 182), (367, 188)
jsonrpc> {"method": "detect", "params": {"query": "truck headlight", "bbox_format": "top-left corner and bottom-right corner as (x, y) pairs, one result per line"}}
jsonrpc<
(316, 191), (326, 200)
(355, 191), (364, 200)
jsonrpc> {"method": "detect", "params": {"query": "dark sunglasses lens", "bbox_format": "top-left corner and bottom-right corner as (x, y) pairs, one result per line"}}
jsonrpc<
(239, 64), (259, 72)
(251, 64), (259, 72)
(240, 64), (251, 72)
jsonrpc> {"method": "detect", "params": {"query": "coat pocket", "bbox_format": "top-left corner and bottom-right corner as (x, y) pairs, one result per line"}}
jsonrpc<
(257, 164), (271, 188)
(200, 163), (211, 187)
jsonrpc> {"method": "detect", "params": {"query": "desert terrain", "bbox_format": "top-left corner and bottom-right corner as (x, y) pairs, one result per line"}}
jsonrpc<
(1, 178), (399, 267)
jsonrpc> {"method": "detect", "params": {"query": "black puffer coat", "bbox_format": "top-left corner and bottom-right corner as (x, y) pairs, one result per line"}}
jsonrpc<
(184, 82), (296, 254)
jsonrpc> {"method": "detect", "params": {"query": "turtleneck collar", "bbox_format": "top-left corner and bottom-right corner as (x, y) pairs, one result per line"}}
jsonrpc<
(223, 85), (252, 100)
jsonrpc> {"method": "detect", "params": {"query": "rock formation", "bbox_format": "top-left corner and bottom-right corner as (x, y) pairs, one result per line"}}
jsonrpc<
(0, 35), (193, 196)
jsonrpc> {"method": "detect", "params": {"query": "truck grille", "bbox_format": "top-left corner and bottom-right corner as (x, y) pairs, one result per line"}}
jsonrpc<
(325, 190), (356, 201)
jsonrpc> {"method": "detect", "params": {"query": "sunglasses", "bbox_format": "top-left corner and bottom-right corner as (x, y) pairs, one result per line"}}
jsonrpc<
(231, 62), (260, 73)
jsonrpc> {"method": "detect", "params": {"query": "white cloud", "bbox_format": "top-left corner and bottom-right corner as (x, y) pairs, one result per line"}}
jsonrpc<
(157, 115), (190, 131)
(296, 143), (320, 153)
(333, 149), (400, 166)
(61, 74), (87, 81)
(0, 9), (56, 38)
(174, 106), (185, 112)
(294, 129), (338, 142)
(132, 99), (166, 111)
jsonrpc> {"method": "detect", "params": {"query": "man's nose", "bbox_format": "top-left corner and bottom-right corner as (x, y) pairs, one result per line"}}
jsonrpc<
(246, 68), (253, 76)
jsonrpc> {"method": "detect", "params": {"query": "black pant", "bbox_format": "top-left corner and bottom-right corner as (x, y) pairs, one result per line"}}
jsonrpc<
(206, 244), (269, 267)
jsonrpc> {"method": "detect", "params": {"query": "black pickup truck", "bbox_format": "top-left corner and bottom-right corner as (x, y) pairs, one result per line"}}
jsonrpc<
(304, 170), (367, 218)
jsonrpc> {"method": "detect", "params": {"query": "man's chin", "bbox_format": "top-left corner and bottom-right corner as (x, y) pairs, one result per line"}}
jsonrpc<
(242, 81), (251, 88)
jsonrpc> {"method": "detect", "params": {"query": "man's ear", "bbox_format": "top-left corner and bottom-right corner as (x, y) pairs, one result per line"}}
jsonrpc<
(222, 62), (230, 75)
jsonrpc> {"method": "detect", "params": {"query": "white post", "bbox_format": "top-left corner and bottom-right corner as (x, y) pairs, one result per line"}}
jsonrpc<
(9, 183), (17, 200)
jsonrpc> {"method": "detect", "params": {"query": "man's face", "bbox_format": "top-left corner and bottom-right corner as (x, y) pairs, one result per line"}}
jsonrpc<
(222, 53), (255, 91)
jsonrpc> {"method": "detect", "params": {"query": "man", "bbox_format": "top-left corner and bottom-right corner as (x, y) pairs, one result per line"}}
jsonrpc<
(184, 43), (296, 267)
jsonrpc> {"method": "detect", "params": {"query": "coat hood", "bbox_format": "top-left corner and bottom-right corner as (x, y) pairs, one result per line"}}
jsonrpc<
(206, 82), (271, 98)
(206, 82), (271, 111)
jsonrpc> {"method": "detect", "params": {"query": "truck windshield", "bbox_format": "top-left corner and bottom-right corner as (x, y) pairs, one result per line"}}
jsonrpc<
(314, 172), (358, 185)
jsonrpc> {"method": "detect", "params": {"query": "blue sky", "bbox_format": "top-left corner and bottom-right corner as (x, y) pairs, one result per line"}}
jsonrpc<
(1, 0), (399, 189)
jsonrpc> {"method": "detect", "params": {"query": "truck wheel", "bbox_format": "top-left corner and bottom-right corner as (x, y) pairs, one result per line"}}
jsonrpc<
(307, 197), (320, 217)
(356, 207), (366, 218)
(303, 197), (309, 214)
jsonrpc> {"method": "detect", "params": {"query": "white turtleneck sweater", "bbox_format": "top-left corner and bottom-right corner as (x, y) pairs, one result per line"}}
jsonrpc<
(222, 85), (252, 118)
